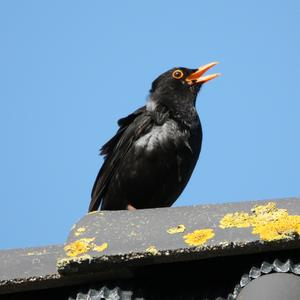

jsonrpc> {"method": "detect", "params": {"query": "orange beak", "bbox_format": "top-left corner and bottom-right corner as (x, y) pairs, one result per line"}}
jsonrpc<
(186, 62), (220, 85)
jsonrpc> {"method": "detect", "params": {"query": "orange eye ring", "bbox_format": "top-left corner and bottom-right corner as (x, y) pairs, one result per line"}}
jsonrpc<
(172, 69), (184, 79)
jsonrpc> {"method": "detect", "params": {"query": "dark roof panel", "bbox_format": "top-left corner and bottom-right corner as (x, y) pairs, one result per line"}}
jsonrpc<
(60, 197), (300, 274)
(1, 197), (300, 297)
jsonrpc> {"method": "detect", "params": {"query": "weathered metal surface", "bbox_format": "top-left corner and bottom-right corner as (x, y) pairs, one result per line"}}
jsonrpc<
(59, 197), (300, 274)
(0, 244), (131, 295)
(1, 197), (300, 296)
(0, 245), (62, 281)
(0, 245), (63, 293)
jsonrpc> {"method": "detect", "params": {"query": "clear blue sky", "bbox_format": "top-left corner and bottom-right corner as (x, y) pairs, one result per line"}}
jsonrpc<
(1, 1), (299, 249)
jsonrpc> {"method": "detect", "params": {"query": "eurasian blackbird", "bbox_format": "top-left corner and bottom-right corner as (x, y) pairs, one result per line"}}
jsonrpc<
(89, 62), (219, 211)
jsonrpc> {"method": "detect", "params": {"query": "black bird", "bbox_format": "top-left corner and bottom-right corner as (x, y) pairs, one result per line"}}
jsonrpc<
(89, 62), (219, 211)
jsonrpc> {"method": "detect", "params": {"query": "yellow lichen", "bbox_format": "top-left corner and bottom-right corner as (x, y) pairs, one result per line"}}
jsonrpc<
(74, 227), (86, 236)
(167, 224), (186, 234)
(251, 202), (289, 226)
(253, 215), (300, 241)
(64, 237), (108, 257)
(183, 229), (215, 246)
(64, 238), (95, 257)
(146, 245), (159, 255)
(93, 242), (108, 252)
(219, 202), (300, 241)
(220, 212), (252, 228)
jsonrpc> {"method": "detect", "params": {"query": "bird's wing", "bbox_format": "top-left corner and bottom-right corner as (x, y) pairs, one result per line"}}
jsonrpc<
(88, 106), (152, 211)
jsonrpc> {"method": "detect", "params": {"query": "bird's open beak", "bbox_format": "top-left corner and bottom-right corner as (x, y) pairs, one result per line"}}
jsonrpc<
(186, 62), (220, 85)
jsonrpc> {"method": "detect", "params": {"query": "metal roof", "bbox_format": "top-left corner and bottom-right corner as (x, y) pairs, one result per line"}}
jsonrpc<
(1, 197), (300, 298)
(60, 197), (300, 274)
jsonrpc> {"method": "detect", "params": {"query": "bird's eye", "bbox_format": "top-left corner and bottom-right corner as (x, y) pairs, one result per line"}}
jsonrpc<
(172, 70), (184, 79)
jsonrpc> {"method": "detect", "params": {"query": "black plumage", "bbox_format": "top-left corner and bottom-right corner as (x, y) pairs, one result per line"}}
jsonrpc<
(89, 63), (219, 211)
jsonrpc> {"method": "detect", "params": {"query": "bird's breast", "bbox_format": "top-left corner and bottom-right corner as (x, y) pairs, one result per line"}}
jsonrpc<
(134, 120), (187, 152)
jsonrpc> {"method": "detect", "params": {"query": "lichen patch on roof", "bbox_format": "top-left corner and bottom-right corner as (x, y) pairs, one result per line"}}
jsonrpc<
(74, 227), (86, 236)
(64, 238), (109, 257)
(167, 224), (186, 234)
(183, 229), (215, 246)
(219, 202), (300, 241)
(93, 242), (108, 253)
(146, 245), (159, 255)
(64, 238), (95, 257)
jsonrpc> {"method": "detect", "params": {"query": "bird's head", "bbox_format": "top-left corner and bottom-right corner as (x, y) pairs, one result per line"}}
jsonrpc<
(149, 62), (220, 110)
